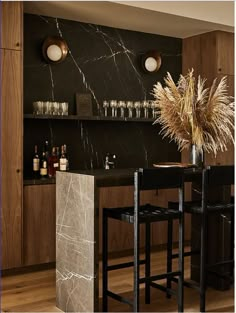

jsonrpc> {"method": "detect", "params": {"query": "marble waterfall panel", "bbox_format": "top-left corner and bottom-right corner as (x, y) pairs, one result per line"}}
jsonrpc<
(56, 171), (98, 312)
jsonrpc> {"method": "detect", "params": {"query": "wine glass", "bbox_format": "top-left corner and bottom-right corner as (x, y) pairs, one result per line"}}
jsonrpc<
(110, 100), (118, 117)
(118, 101), (126, 118)
(134, 101), (141, 118)
(142, 100), (149, 118)
(126, 101), (134, 118)
(103, 100), (109, 117)
(150, 100), (158, 118)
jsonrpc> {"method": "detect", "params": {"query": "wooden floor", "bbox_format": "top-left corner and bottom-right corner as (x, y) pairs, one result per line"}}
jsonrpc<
(1, 249), (234, 312)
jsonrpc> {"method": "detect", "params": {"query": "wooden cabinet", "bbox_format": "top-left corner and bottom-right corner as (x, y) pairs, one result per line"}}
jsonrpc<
(23, 185), (56, 266)
(1, 1), (23, 270)
(1, 49), (23, 269)
(182, 30), (234, 166)
(0, 2), (23, 50)
(0, 1), (23, 270)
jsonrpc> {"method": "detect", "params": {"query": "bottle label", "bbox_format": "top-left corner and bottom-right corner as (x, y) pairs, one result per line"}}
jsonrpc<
(53, 162), (59, 168)
(33, 159), (39, 171)
(60, 159), (67, 171)
(40, 168), (47, 176)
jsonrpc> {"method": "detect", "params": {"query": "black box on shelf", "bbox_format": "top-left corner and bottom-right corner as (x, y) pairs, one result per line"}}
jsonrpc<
(75, 93), (93, 116)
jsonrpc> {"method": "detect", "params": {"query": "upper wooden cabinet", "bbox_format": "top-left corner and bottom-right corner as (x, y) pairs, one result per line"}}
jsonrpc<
(1, 1), (23, 270)
(1, 49), (23, 269)
(0, 1), (23, 50)
(183, 31), (234, 81)
(182, 30), (234, 166)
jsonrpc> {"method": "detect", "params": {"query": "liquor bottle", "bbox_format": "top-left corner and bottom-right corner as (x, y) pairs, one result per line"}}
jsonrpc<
(40, 151), (48, 178)
(44, 140), (49, 160)
(48, 147), (59, 177)
(63, 144), (69, 170)
(59, 145), (67, 171)
(32, 145), (40, 178)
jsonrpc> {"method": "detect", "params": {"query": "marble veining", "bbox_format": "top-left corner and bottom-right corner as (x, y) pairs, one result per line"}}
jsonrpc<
(56, 171), (97, 312)
(24, 14), (181, 176)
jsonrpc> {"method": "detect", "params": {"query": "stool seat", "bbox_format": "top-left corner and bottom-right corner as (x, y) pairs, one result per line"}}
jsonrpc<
(104, 204), (181, 223)
(169, 201), (234, 214)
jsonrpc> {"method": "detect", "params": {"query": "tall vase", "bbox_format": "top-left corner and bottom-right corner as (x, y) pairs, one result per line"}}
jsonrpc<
(190, 144), (204, 168)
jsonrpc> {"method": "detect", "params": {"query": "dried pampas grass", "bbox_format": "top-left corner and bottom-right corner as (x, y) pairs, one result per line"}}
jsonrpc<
(152, 69), (234, 155)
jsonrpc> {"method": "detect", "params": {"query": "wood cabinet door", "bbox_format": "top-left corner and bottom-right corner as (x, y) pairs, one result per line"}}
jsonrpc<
(0, 1), (23, 50)
(1, 49), (23, 269)
(216, 31), (234, 75)
(23, 184), (56, 266)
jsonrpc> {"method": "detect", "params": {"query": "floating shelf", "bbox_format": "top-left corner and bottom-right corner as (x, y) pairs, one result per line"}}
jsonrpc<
(24, 114), (155, 122)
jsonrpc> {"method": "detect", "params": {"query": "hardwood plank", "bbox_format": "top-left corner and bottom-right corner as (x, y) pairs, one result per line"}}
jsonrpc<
(1, 49), (23, 269)
(1, 249), (234, 312)
(0, 1), (23, 50)
(23, 185), (56, 266)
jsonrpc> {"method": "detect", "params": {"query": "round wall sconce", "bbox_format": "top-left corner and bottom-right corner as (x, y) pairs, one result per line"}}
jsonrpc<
(141, 50), (161, 73)
(42, 36), (68, 64)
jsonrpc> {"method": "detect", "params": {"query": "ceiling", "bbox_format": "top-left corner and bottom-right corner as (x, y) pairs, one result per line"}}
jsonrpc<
(24, 1), (234, 38)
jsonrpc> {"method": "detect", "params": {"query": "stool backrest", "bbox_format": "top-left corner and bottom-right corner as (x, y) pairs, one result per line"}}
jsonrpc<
(205, 165), (234, 187)
(136, 167), (184, 191)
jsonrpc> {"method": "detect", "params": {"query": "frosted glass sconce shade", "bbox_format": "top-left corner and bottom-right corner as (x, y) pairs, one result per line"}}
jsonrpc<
(42, 36), (68, 64)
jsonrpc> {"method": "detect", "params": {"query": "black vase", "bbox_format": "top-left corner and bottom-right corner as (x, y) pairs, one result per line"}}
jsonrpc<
(190, 144), (204, 168)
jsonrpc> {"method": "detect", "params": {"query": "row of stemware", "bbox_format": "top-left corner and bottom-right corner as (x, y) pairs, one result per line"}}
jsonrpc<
(102, 100), (158, 118)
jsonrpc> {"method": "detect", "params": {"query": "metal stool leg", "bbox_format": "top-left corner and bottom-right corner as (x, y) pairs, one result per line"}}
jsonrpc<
(200, 214), (207, 313)
(102, 210), (108, 312)
(178, 213), (184, 313)
(230, 210), (234, 277)
(145, 222), (151, 304)
(167, 219), (173, 298)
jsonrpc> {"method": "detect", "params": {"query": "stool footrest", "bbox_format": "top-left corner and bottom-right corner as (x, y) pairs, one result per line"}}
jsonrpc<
(171, 277), (201, 291)
(108, 259), (146, 271)
(207, 259), (234, 268)
(171, 250), (195, 259)
(139, 271), (180, 284)
(150, 282), (177, 296)
(207, 269), (234, 282)
(106, 290), (133, 307)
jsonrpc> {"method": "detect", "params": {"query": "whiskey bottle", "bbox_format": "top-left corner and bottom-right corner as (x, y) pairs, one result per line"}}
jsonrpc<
(59, 145), (67, 171)
(63, 144), (69, 170)
(40, 151), (48, 178)
(33, 145), (40, 178)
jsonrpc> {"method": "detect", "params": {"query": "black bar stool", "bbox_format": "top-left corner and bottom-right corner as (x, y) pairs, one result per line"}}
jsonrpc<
(102, 167), (185, 312)
(168, 165), (234, 312)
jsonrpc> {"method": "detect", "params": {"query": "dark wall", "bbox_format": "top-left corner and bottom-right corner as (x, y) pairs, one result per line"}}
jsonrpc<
(24, 14), (182, 177)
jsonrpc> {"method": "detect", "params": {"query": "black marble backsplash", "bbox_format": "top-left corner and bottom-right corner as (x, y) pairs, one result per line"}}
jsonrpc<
(24, 14), (182, 177)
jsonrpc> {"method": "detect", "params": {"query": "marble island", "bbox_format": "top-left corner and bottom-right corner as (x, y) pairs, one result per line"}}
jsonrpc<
(56, 169), (138, 312)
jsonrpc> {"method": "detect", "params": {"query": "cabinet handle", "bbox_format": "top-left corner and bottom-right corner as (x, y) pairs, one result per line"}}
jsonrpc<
(16, 169), (21, 173)
(16, 42), (20, 47)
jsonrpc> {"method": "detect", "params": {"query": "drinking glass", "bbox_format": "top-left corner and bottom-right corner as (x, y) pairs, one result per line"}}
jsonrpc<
(61, 102), (69, 115)
(118, 101), (126, 118)
(36, 101), (44, 115)
(142, 100), (149, 118)
(110, 100), (117, 117)
(52, 102), (60, 115)
(134, 101), (141, 118)
(150, 101), (158, 118)
(103, 100), (109, 117)
(126, 101), (134, 118)
(43, 101), (52, 115)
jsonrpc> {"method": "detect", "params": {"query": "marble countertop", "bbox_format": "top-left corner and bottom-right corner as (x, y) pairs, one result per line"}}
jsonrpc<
(24, 167), (201, 187)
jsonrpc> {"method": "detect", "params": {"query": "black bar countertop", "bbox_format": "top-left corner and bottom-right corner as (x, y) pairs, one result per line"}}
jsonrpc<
(24, 167), (201, 187)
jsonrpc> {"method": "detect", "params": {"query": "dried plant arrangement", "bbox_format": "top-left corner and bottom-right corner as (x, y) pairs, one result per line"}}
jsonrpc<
(152, 69), (234, 155)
